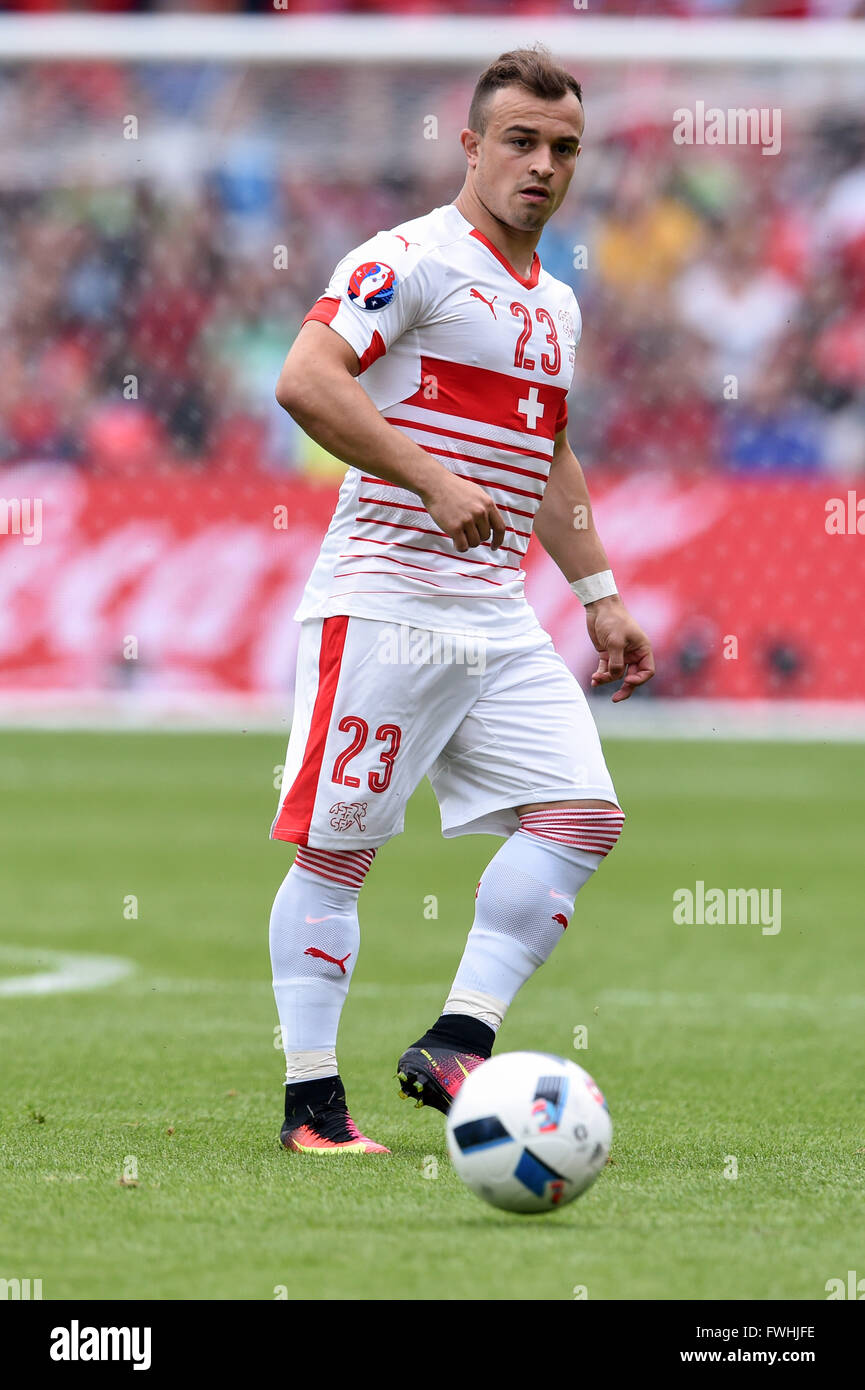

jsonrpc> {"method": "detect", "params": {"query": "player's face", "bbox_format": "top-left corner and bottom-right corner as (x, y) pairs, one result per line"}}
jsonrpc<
(469, 87), (584, 233)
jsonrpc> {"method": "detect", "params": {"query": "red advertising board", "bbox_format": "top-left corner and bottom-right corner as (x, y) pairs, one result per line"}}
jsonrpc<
(0, 464), (862, 702)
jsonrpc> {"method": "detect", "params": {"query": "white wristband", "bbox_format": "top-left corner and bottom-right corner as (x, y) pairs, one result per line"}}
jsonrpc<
(569, 570), (618, 605)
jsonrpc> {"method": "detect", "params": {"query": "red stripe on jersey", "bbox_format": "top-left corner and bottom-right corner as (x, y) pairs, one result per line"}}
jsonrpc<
(326, 589), (521, 603)
(348, 530), (521, 565)
(345, 537), (509, 583)
(357, 331), (386, 373)
(357, 495), (428, 513)
(447, 470), (542, 505)
(436, 447), (547, 485)
(332, 568), (449, 588)
(384, 414), (552, 463)
(302, 296), (341, 328)
(339, 551), (440, 573)
(352, 517), (448, 542)
(385, 422), (549, 480)
(470, 228), (540, 289)
(359, 476), (535, 521)
(271, 615), (349, 847)
(351, 515), (523, 560)
(402, 358), (565, 441)
(301, 297), (384, 374)
(358, 500), (532, 541)
(557, 399), (568, 431)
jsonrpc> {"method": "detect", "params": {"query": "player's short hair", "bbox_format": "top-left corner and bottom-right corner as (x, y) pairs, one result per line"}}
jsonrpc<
(468, 46), (583, 136)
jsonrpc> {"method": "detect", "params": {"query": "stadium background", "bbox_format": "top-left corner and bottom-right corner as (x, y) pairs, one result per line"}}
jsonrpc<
(1, 3), (865, 1308)
(2, 4), (865, 730)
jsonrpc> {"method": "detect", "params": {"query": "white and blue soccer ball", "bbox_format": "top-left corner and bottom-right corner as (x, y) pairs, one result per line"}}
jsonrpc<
(445, 1052), (612, 1214)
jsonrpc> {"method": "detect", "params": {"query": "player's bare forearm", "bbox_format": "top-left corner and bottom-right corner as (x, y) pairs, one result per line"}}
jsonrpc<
(276, 323), (441, 495)
(534, 430), (656, 702)
(533, 429), (611, 582)
(275, 321), (505, 553)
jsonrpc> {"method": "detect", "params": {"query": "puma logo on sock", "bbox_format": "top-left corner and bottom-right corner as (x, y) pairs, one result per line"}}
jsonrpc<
(552, 912), (569, 929)
(304, 946), (352, 974)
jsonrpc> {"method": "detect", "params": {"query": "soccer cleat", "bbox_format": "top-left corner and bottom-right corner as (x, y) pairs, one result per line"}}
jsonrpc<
(280, 1076), (389, 1154)
(396, 1044), (486, 1116)
(280, 1115), (390, 1153)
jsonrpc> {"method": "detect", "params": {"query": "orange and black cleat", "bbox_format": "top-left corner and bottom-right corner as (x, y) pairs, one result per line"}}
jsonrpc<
(396, 1044), (486, 1116)
(280, 1075), (389, 1154)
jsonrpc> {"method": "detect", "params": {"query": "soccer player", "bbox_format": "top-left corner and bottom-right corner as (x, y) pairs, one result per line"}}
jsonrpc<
(270, 47), (654, 1152)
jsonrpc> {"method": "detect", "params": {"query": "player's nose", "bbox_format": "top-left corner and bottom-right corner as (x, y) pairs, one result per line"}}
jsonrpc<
(529, 148), (556, 178)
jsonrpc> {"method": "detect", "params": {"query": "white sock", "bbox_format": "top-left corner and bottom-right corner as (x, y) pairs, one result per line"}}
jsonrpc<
(269, 862), (363, 1083)
(444, 828), (604, 1020)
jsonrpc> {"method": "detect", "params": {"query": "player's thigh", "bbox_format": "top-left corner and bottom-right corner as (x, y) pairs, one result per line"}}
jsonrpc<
(430, 637), (619, 839)
(271, 616), (478, 850)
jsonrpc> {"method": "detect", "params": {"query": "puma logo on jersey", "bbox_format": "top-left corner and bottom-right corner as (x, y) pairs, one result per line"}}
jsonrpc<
(469, 288), (498, 318)
(394, 234), (419, 250)
(304, 947), (352, 974)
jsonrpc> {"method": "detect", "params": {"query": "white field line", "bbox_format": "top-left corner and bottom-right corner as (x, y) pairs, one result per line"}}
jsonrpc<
(0, 946), (135, 997)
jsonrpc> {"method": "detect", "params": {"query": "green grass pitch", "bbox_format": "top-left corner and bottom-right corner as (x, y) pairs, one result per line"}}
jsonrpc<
(0, 730), (862, 1301)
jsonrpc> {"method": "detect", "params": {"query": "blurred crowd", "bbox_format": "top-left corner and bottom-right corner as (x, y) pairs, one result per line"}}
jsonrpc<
(1, 57), (865, 479)
(7, 2), (865, 17)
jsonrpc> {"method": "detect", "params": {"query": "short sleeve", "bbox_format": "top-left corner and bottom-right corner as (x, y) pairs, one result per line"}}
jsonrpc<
(301, 231), (429, 374)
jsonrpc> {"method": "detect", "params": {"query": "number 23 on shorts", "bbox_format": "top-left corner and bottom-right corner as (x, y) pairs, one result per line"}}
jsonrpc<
(331, 716), (402, 793)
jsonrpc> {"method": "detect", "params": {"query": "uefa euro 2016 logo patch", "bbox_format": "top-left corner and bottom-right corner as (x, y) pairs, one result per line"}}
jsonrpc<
(347, 261), (398, 311)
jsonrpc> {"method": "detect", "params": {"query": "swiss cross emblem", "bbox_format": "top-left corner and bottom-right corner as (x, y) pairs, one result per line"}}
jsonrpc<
(517, 386), (544, 430)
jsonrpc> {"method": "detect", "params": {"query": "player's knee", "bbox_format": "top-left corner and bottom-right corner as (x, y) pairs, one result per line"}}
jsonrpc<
(518, 804), (625, 860)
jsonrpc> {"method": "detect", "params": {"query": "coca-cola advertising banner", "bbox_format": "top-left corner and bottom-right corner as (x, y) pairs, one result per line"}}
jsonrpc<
(1, 464), (861, 704)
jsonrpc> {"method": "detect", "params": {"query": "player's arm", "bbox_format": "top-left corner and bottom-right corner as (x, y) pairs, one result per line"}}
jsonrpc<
(533, 428), (655, 702)
(275, 322), (505, 554)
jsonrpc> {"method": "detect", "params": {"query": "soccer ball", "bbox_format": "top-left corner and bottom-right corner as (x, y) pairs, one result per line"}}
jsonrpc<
(445, 1052), (612, 1214)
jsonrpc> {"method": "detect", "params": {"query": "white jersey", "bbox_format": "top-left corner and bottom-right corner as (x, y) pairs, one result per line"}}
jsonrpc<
(294, 203), (582, 638)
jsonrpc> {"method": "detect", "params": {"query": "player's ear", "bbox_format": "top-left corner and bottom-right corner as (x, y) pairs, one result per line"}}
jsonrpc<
(460, 127), (481, 166)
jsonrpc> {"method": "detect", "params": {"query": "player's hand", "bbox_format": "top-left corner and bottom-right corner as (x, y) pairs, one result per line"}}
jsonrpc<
(421, 472), (507, 553)
(586, 596), (655, 703)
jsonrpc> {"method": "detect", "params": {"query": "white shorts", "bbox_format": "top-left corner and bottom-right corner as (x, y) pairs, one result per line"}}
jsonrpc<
(270, 616), (619, 850)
